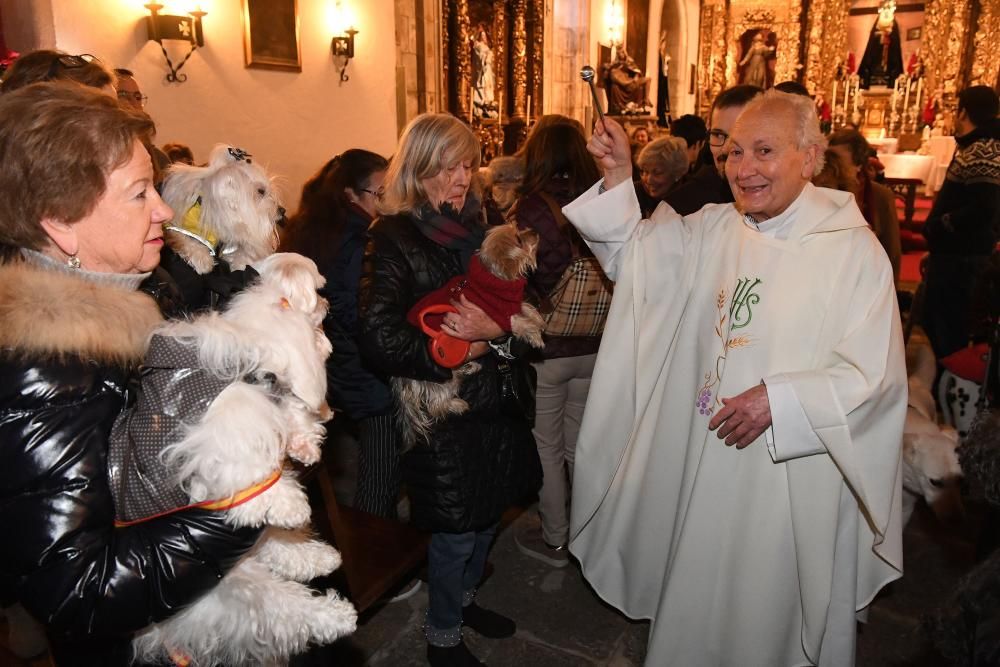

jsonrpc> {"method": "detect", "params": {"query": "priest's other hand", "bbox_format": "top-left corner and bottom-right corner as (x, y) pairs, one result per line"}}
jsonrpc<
(587, 118), (633, 190)
(708, 384), (772, 449)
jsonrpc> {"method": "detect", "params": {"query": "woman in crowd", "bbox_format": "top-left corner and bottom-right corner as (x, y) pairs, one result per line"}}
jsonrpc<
(359, 113), (539, 667)
(1, 49), (114, 93)
(508, 117), (602, 567)
(828, 128), (902, 285)
(635, 135), (690, 216)
(0, 83), (260, 665)
(280, 149), (401, 519)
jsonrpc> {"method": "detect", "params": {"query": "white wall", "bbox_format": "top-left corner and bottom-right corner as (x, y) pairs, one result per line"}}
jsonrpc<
(8, 0), (399, 211)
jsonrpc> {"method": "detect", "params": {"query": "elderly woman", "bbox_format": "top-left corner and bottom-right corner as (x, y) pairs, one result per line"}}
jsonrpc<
(359, 113), (539, 667)
(0, 83), (259, 665)
(635, 135), (690, 217)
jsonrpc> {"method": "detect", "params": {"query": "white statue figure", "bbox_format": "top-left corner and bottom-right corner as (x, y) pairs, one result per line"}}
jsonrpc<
(739, 32), (776, 89)
(471, 26), (496, 119)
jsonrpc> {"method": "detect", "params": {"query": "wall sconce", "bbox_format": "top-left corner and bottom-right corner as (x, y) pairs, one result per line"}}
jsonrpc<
(145, 3), (206, 83)
(330, 2), (358, 83)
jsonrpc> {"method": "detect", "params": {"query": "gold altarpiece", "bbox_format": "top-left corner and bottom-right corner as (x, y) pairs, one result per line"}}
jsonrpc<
(441, 0), (544, 160)
(696, 0), (999, 124)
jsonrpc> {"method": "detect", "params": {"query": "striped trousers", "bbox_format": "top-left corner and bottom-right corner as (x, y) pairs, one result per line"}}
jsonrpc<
(354, 412), (402, 519)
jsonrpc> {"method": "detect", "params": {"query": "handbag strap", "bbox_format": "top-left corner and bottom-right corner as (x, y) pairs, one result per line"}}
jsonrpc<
(538, 192), (586, 259)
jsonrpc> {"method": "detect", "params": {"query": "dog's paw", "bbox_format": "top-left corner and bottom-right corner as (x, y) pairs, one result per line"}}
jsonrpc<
(307, 590), (358, 644)
(266, 482), (312, 528)
(445, 397), (470, 416)
(512, 308), (546, 348)
(286, 436), (321, 466)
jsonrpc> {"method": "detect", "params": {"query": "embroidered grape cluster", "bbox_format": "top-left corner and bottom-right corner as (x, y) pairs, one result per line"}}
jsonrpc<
(697, 388), (713, 415)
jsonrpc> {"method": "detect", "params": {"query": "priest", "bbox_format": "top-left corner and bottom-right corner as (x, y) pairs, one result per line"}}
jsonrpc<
(563, 89), (906, 666)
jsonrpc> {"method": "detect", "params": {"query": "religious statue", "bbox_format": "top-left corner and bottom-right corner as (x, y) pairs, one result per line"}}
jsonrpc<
(656, 31), (672, 127)
(858, 0), (903, 88)
(604, 46), (653, 116)
(738, 32), (776, 89)
(471, 25), (497, 119)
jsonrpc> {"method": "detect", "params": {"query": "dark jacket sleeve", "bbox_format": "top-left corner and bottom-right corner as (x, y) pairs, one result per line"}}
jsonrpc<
(0, 358), (260, 641)
(358, 220), (453, 383)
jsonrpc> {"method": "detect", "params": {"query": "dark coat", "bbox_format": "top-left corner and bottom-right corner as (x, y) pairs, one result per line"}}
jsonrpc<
(663, 162), (735, 216)
(923, 120), (1000, 256)
(511, 181), (602, 359)
(318, 206), (393, 420)
(359, 212), (540, 533)
(0, 260), (259, 666)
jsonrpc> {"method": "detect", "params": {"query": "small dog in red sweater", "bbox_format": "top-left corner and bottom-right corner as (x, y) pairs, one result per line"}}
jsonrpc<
(395, 222), (545, 446)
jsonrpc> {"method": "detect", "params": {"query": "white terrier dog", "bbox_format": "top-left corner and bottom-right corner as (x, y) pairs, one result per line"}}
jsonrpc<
(902, 341), (963, 525)
(160, 145), (285, 274)
(111, 253), (356, 666)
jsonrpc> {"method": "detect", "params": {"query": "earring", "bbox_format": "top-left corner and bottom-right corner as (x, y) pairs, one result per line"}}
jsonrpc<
(66, 254), (81, 270)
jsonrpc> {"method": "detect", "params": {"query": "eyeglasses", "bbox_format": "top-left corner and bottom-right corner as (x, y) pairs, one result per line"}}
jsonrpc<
(45, 53), (99, 81)
(707, 129), (729, 147)
(117, 91), (149, 107)
(360, 187), (384, 200)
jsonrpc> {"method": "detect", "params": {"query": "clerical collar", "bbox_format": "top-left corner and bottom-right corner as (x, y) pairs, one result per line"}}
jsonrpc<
(741, 184), (812, 240)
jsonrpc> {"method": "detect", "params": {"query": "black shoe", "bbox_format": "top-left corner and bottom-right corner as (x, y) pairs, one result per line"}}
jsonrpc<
(462, 602), (516, 638)
(427, 641), (486, 666)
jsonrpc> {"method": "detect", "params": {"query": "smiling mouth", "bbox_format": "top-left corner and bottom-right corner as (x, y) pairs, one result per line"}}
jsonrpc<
(739, 184), (768, 195)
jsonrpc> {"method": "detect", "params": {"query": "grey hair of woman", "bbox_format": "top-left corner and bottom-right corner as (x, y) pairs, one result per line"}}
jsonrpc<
(637, 136), (690, 186)
(739, 89), (828, 175)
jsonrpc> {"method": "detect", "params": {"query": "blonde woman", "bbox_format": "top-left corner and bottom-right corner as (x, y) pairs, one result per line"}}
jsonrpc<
(359, 113), (540, 666)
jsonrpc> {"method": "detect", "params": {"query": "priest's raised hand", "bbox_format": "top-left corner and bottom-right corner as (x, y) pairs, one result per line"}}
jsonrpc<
(586, 117), (633, 189)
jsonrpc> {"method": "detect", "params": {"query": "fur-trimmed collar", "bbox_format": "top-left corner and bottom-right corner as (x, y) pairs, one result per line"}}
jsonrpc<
(0, 261), (162, 364)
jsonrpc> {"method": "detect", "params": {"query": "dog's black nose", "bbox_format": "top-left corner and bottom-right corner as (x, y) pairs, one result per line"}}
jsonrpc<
(277, 207), (287, 227)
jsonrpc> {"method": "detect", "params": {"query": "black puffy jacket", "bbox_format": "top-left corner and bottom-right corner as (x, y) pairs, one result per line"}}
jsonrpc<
(0, 260), (259, 666)
(359, 212), (541, 533)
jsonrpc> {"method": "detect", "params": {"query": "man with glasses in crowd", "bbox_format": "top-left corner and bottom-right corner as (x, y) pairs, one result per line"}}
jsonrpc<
(664, 84), (762, 216)
(114, 67), (171, 178)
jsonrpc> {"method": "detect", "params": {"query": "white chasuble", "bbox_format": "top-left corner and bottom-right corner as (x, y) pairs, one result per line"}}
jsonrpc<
(562, 180), (906, 667)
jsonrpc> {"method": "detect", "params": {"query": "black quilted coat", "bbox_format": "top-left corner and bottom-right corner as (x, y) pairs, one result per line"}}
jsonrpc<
(0, 260), (259, 666)
(359, 212), (541, 533)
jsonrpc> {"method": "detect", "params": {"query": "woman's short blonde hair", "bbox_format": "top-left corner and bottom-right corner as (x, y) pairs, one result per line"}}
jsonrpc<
(0, 82), (155, 254)
(637, 136), (689, 185)
(379, 113), (481, 216)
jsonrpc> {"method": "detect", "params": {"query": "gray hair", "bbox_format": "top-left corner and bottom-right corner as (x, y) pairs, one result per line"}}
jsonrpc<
(636, 136), (689, 185)
(740, 89), (827, 175)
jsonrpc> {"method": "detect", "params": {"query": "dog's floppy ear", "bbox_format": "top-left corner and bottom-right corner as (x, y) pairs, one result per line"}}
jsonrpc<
(255, 253), (325, 315)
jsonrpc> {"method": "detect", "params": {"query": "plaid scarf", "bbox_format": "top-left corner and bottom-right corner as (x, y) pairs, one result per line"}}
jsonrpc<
(413, 195), (486, 270)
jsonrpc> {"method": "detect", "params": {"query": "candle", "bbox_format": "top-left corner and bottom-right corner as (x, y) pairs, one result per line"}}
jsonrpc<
(527, 94), (532, 126)
(902, 79), (911, 115)
(498, 91), (503, 128)
(832, 79), (839, 115)
(915, 78), (923, 119)
(843, 77), (850, 113)
(853, 78), (860, 114)
(469, 87), (474, 124)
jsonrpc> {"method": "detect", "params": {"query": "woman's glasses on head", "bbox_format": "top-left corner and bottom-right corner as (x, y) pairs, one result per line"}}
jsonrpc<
(117, 91), (149, 107)
(45, 53), (99, 81)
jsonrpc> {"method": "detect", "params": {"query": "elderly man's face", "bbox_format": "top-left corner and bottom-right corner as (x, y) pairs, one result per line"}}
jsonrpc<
(725, 106), (816, 221)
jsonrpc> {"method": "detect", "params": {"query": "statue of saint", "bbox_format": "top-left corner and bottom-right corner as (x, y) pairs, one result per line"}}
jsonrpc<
(604, 46), (652, 116)
(471, 25), (496, 119)
(656, 30), (672, 127)
(738, 32), (776, 89)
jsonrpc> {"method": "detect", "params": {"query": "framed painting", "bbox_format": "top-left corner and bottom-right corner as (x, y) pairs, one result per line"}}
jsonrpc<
(242, 0), (301, 71)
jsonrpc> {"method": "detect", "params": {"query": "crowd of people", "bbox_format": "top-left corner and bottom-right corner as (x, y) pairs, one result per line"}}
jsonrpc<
(0, 46), (997, 667)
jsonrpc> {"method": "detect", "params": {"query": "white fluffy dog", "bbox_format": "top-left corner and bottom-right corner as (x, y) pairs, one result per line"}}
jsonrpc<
(160, 144), (285, 274)
(902, 341), (963, 525)
(122, 253), (356, 666)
